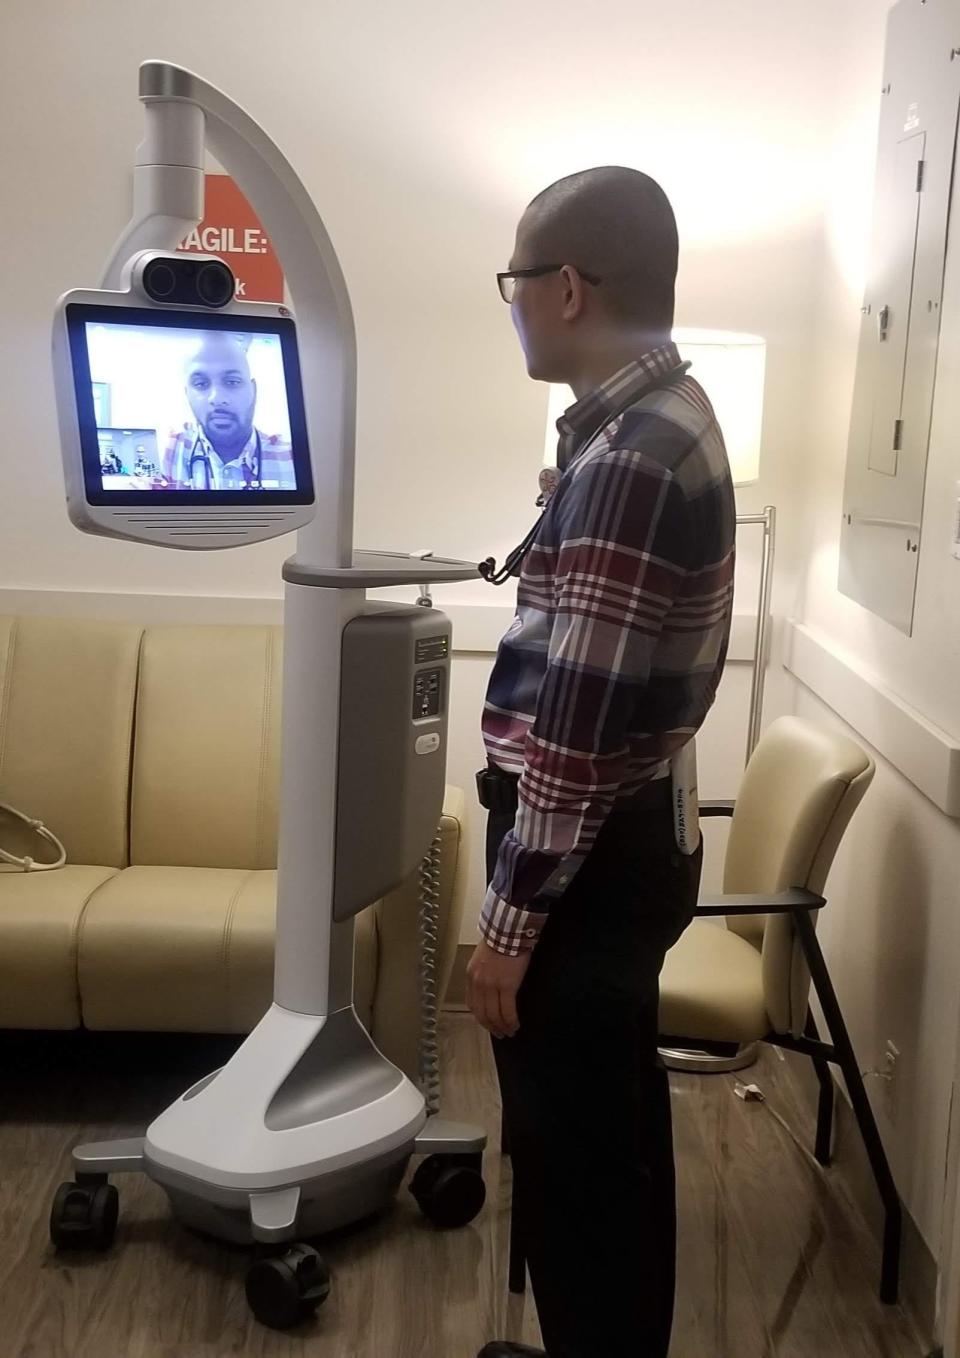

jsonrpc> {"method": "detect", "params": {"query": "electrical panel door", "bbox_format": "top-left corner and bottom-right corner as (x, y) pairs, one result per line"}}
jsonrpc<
(839, 0), (960, 634)
(866, 130), (925, 479)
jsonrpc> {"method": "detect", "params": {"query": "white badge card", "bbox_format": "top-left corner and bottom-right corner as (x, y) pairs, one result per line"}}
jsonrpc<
(671, 738), (701, 856)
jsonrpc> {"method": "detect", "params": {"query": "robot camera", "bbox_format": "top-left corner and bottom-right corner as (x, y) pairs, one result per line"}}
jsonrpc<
(139, 253), (236, 309)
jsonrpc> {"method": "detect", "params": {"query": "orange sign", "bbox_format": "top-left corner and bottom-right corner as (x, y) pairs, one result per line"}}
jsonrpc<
(178, 175), (284, 303)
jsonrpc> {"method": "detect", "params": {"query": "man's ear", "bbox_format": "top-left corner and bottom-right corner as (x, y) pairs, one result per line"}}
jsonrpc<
(559, 265), (585, 322)
(251, 377), (258, 404)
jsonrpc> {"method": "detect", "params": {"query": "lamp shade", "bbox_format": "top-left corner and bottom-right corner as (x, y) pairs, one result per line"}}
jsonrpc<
(543, 329), (766, 487)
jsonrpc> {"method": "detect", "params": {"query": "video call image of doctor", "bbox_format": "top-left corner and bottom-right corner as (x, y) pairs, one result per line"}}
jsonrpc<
(166, 333), (292, 490)
(87, 323), (296, 492)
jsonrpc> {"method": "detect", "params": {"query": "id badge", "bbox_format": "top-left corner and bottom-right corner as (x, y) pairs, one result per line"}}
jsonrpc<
(671, 738), (701, 856)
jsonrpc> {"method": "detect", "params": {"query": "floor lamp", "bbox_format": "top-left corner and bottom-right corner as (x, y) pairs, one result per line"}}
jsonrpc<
(545, 330), (773, 1075)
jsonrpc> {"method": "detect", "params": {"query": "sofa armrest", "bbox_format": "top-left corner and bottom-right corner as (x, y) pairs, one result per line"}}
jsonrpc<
(368, 785), (468, 1083)
(695, 887), (825, 918)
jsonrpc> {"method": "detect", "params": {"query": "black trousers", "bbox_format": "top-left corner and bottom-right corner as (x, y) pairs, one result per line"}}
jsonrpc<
(486, 800), (701, 1358)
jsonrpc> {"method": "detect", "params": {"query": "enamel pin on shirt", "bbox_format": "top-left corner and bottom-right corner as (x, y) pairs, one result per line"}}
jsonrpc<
(537, 466), (561, 507)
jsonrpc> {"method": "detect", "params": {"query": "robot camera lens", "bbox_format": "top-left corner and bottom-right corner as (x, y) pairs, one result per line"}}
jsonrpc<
(143, 261), (177, 300)
(196, 262), (235, 308)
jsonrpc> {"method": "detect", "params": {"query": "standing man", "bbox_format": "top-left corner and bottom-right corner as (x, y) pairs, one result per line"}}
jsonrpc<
(467, 167), (736, 1358)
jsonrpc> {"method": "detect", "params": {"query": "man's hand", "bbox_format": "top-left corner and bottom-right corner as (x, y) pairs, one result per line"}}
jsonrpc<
(466, 941), (533, 1039)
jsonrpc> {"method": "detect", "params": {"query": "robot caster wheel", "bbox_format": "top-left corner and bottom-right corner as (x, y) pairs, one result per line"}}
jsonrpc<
(245, 1244), (331, 1330)
(50, 1180), (119, 1252)
(410, 1153), (486, 1228)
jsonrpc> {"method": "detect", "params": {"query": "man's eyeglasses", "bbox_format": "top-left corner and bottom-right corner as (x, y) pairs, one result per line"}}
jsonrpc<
(496, 264), (602, 304)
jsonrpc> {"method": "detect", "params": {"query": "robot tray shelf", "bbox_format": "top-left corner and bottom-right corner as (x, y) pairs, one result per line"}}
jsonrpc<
(282, 550), (481, 589)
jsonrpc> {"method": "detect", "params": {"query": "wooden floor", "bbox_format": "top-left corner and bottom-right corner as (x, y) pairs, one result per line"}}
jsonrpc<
(0, 1014), (929, 1358)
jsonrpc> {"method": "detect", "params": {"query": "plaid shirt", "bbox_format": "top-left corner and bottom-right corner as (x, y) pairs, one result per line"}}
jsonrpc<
(480, 343), (736, 956)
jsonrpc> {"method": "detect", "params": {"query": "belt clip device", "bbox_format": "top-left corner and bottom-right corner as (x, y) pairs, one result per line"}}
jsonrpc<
(670, 738), (701, 856)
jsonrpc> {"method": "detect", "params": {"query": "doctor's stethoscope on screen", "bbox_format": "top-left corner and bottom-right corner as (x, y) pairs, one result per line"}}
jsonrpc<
(186, 429), (264, 489)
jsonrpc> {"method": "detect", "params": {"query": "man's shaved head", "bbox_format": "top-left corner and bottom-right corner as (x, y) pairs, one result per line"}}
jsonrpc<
(518, 166), (678, 329)
(184, 333), (252, 382)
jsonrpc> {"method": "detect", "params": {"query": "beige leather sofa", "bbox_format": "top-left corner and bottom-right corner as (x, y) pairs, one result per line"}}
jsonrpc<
(0, 615), (468, 1082)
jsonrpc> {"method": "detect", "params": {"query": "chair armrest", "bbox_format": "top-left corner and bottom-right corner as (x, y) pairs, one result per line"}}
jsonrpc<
(700, 801), (735, 817)
(695, 888), (825, 917)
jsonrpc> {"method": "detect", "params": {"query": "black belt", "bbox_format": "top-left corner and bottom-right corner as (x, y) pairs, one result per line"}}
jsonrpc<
(476, 764), (672, 814)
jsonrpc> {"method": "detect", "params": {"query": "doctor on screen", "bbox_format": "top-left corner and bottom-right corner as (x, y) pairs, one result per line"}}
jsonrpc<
(161, 334), (293, 490)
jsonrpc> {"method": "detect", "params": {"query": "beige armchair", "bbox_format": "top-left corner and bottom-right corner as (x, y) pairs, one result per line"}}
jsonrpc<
(657, 715), (900, 1303)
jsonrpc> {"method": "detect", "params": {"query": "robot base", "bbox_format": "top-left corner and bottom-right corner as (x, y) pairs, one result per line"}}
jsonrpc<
(54, 1007), (487, 1328)
(57, 1120), (486, 1330)
(67, 1121), (485, 1246)
(154, 1144), (412, 1245)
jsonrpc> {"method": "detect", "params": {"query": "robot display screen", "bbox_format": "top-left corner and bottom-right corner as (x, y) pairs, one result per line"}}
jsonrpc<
(66, 304), (313, 505)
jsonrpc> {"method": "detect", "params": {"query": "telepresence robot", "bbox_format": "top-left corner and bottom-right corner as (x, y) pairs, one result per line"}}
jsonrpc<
(47, 60), (487, 1330)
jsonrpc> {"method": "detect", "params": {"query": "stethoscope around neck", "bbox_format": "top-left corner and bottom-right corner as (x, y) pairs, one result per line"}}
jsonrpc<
(479, 504), (550, 586)
(479, 362), (690, 587)
(188, 428), (263, 490)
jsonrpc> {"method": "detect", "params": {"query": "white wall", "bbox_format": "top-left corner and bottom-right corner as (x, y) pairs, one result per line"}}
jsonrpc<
(0, 0), (850, 939)
(1, 0), (853, 601)
(0, 0), (858, 877)
(785, 0), (960, 1273)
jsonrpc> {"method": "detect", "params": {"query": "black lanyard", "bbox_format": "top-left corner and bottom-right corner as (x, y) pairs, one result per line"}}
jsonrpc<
(479, 514), (546, 585)
(480, 364), (689, 587)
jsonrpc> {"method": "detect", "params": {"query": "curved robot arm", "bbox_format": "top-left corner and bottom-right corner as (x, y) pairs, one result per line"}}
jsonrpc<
(104, 60), (356, 569)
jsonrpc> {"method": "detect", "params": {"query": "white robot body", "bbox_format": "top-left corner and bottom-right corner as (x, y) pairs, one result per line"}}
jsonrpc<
(143, 1006), (426, 1193)
(51, 62), (487, 1320)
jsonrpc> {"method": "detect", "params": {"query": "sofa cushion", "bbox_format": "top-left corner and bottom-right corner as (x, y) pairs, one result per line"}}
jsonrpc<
(0, 616), (142, 867)
(0, 865), (119, 1028)
(78, 866), (379, 1040)
(130, 626), (283, 869)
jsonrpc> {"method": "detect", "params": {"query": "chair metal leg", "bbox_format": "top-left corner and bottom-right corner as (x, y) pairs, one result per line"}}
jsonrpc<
(659, 1042), (760, 1074)
(794, 911), (902, 1304)
(508, 1171), (526, 1294)
(805, 1010), (834, 1167)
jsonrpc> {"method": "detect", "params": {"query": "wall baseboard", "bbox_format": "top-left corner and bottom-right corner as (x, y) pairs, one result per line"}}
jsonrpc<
(785, 620), (960, 817)
(0, 588), (759, 662)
